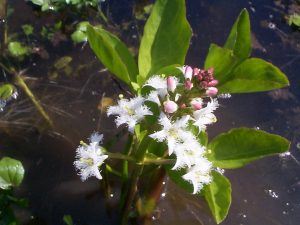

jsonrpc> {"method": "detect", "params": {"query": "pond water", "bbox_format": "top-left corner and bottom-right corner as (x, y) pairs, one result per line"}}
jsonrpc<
(0, 0), (300, 224)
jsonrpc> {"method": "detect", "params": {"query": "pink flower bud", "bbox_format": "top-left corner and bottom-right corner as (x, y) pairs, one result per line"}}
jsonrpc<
(191, 98), (203, 110)
(163, 101), (178, 114)
(167, 76), (177, 92)
(197, 74), (203, 81)
(180, 103), (187, 109)
(207, 67), (214, 75)
(206, 87), (218, 97)
(184, 66), (193, 80)
(193, 68), (200, 76)
(200, 81), (208, 88)
(185, 80), (193, 90)
(208, 79), (219, 87)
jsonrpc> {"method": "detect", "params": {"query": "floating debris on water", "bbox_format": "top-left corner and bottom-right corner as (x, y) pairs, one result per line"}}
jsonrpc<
(268, 22), (276, 29)
(265, 189), (279, 199)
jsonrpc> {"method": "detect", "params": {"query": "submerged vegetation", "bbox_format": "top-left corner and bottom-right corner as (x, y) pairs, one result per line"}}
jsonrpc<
(0, 0), (297, 224)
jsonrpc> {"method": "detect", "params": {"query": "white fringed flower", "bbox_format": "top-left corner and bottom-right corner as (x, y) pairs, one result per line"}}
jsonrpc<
(193, 98), (219, 131)
(74, 133), (108, 181)
(107, 96), (152, 133)
(146, 90), (161, 105)
(172, 139), (206, 170)
(182, 157), (213, 194)
(149, 114), (190, 155)
(144, 75), (168, 98)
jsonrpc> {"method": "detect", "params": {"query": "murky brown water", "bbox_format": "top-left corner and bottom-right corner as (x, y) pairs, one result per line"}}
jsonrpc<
(0, 0), (300, 224)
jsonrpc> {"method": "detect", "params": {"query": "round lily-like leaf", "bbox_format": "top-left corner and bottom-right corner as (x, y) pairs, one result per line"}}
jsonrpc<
(0, 157), (25, 190)
(0, 84), (16, 100)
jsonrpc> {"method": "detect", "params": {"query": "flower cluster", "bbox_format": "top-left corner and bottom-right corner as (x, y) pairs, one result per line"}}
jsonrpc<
(107, 65), (224, 194)
(74, 132), (108, 181)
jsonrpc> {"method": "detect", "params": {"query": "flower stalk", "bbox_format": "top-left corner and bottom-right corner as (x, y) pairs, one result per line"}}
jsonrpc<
(13, 73), (53, 128)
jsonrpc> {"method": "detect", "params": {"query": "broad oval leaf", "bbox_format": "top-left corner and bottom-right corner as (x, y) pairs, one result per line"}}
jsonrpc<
(217, 58), (289, 93)
(203, 171), (232, 224)
(138, 0), (192, 83)
(204, 44), (238, 84)
(0, 157), (25, 190)
(207, 128), (290, 169)
(224, 9), (251, 60)
(87, 25), (138, 87)
(0, 84), (16, 100)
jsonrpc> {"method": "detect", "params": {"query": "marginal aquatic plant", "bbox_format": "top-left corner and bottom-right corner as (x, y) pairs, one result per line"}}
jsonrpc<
(28, 0), (105, 11)
(75, 0), (290, 224)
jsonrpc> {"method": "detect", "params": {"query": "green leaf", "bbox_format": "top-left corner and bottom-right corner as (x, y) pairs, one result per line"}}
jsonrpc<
(0, 84), (16, 100)
(217, 58), (290, 93)
(204, 44), (238, 84)
(154, 64), (182, 77)
(224, 9), (251, 60)
(71, 21), (90, 44)
(22, 24), (34, 36)
(138, 0), (192, 82)
(288, 13), (300, 27)
(30, 0), (46, 6)
(208, 128), (290, 169)
(63, 215), (74, 225)
(71, 30), (87, 43)
(203, 171), (231, 224)
(8, 42), (30, 58)
(0, 157), (25, 190)
(87, 25), (138, 86)
(54, 56), (72, 70)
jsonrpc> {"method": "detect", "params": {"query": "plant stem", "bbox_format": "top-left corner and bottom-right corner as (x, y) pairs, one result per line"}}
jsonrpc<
(121, 164), (143, 225)
(120, 135), (150, 224)
(14, 74), (53, 128)
(143, 158), (174, 165)
(140, 167), (166, 224)
(0, 0), (8, 55)
(106, 152), (135, 162)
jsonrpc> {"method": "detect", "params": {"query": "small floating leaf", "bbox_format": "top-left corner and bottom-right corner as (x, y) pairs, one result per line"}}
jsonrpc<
(8, 41), (30, 58)
(0, 157), (25, 190)
(288, 13), (300, 27)
(54, 56), (72, 70)
(63, 215), (74, 225)
(22, 24), (34, 36)
(0, 84), (16, 100)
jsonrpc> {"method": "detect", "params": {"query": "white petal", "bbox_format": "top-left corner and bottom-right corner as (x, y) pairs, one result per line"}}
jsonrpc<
(144, 75), (167, 90)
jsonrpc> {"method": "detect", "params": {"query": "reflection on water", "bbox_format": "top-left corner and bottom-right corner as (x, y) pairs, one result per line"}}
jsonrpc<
(0, 0), (300, 224)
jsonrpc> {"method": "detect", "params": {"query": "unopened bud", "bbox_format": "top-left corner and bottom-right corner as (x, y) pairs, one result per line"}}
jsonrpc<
(190, 98), (203, 110)
(206, 87), (218, 97)
(167, 76), (177, 92)
(163, 100), (178, 114)
(180, 103), (187, 109)
(185, 80), (193, 90)
(200, 81), (208, 88)
(207, 67), (214, 75)
(193, 68), (200, 76)
(184, 66), (193, 80)
(208, 79), (219, 87)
